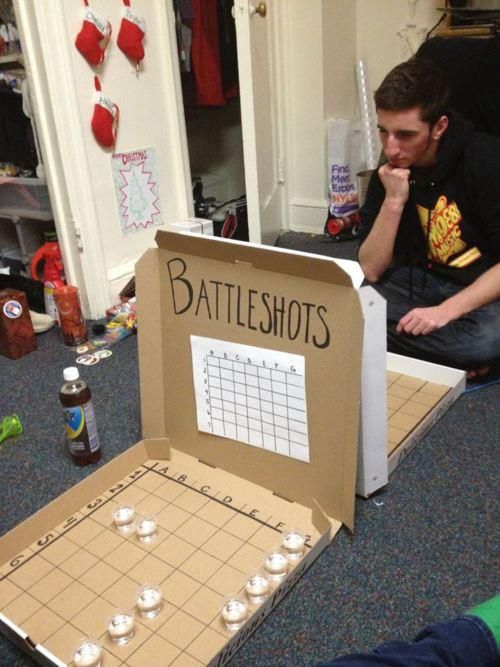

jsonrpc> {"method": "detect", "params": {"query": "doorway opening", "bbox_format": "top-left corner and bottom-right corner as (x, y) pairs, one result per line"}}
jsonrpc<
(173, 0), (249, 241)
(0, 0), (59, 314)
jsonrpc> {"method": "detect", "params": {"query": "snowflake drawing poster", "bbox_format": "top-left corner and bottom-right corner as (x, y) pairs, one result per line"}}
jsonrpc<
(111, 147), (162, 236)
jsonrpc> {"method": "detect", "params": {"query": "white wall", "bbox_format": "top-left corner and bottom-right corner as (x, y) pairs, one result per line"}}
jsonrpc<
(282, 1), (327, 233)
(285, 0), (439, 234)
(357, 0), (441, 92)
(323, 0), (358, 120)
(19, 0), (193, 317)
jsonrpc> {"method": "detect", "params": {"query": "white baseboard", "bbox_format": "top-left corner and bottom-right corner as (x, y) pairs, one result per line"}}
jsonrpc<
(287, 198), (328, 234)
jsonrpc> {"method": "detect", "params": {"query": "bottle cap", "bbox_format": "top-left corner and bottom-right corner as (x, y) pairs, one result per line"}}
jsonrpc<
(63, 366), (79, 382)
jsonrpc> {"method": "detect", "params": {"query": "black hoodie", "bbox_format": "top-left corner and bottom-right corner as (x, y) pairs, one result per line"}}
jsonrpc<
(359, 110), (500, 287)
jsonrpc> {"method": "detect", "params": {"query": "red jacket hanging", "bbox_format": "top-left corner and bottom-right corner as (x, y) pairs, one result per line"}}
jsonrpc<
(190, 0), (226, 106)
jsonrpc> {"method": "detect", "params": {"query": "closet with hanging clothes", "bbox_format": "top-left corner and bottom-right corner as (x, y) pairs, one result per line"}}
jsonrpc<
(173, 0), (248, 240)
(0, 0), (55, 275)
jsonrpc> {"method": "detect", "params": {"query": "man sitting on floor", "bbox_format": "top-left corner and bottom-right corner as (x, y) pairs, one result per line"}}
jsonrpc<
(358, 57), (500, 379)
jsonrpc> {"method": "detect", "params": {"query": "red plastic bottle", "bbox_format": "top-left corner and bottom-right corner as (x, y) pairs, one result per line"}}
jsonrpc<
(30, 241), (65, 320)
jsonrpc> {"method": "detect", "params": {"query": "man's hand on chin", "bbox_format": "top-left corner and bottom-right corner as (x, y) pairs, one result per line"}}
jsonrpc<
(378, 163), (411, 203)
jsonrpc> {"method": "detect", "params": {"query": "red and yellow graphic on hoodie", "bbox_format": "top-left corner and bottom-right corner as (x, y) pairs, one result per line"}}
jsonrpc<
(417, 196), (482, 268)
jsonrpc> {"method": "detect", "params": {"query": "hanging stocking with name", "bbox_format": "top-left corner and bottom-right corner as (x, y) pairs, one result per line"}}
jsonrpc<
(117, 0), (146, 72)
(75, 0), (112, 67)
(91, 76), (119, 149)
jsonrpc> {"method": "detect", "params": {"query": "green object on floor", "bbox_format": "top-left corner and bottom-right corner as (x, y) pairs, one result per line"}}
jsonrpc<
(468, 594), (500, 649)
(0, 414), (23, 444)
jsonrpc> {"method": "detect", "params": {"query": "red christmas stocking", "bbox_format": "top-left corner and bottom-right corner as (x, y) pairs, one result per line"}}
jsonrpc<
(75, 0), (112, 67)
(117, 0), (146, 70)
(91, 77), (119, 149)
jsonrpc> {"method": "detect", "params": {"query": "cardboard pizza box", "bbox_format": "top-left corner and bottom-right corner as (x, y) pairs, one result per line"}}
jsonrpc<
(0, 231), (364, 666)
(137, 231), (363, 529)
(357, 286), (466, 498)
(158, 224), (466, 498)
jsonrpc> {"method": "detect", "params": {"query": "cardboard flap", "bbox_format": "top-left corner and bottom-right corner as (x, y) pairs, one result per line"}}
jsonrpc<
(155, 230), (355, 287)
(137, 233), (363, 529)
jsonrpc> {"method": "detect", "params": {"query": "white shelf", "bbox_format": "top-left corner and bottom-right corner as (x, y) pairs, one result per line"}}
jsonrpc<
(0, 52), (23, 67)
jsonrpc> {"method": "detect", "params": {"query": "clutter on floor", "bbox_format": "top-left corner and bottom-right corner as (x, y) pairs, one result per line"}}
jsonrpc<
(0, 413), (22, 445)
(29, 309), (54, 334)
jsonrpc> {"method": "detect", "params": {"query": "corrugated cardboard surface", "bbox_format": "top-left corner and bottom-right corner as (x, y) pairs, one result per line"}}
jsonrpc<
(0, 440), (341, 667)
(0, 439), (170, 565)
(386, 354), (466, 476)
(356, 291), (466, 498)
(136, 231), (364, 529)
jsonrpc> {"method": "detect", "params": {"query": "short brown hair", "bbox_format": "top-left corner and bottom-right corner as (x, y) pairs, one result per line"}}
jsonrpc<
(374, 57), (449, 125)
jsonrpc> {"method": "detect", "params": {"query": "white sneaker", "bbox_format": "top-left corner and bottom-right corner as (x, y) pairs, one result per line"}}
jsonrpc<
(30, 310), (55, 334)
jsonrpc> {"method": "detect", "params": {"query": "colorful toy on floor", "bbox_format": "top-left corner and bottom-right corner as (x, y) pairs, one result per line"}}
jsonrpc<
(75, 300), (136, 355)
(0, 414), (22, 445)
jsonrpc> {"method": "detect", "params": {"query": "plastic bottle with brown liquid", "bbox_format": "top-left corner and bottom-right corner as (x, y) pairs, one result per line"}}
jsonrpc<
(60, 366), (101, 465)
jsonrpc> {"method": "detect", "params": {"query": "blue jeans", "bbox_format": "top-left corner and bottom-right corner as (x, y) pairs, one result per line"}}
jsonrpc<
(316, 616), (499, 667)
(367, 267), (500, 369)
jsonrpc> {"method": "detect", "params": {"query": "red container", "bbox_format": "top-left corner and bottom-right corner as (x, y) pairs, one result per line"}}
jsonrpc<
(30, 241), (65, 320)
(53, 285), (87, 347)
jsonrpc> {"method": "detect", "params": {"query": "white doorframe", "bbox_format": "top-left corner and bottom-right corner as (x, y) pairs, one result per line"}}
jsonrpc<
(233, 0), (286, 244)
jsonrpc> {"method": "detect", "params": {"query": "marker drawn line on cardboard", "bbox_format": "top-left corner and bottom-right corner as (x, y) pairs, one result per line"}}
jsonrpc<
(385, 372), (450, 454)
(0, 463), (320, 665)
(191, 336), (310, 463)
(149, 467), (290, 533)
(0, 465), (152, 580)
(1, 466), (309, 584)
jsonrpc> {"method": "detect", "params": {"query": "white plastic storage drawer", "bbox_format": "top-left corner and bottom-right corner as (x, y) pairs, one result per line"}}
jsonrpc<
(0, 177), (52, 216)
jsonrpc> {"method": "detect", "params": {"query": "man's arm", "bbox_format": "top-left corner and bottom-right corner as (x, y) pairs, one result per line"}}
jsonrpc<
(397, 262), (500, 336)
(358, 164), (410, 282)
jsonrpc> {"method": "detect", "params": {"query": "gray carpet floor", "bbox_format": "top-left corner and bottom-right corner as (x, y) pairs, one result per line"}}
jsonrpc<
(0, 232), (498, 666)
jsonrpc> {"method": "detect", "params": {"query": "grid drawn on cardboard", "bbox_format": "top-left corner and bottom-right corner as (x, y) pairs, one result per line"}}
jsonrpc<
(204, 351), (309, 462)
(0, 461), (314, 667)
(386, 371), (450, 454)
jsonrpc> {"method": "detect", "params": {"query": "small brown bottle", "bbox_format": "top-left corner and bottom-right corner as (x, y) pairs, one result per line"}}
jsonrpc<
(60, 366), (101, 465)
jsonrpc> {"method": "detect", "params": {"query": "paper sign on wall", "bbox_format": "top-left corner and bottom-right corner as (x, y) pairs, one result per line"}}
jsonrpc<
(191, 336), (310, 463)
(112, 147), (162, 235)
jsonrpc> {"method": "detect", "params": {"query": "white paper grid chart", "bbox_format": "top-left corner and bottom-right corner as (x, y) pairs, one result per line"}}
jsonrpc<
(191, 336), (310, 462)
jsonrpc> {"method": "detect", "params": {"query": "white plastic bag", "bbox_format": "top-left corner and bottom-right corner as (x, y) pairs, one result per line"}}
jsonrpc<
(327, 118), (366, 219)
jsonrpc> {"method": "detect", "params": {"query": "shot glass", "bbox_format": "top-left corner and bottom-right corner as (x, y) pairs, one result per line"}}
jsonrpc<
(112, 504), (136, 535)
(221, 595), (248, 632)
(72, 638), (102, 667)
(107, 609), (135, 645)
(263, 549), (288, 583)
(136, 514), (158, 544)
(281, 527), (306, 562)
(245, 570), (271, 605)
(136, 584), (163, 618)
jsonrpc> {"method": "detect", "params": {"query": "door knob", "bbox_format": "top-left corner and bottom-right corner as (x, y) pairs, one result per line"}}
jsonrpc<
(250, 2), (267, 17)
